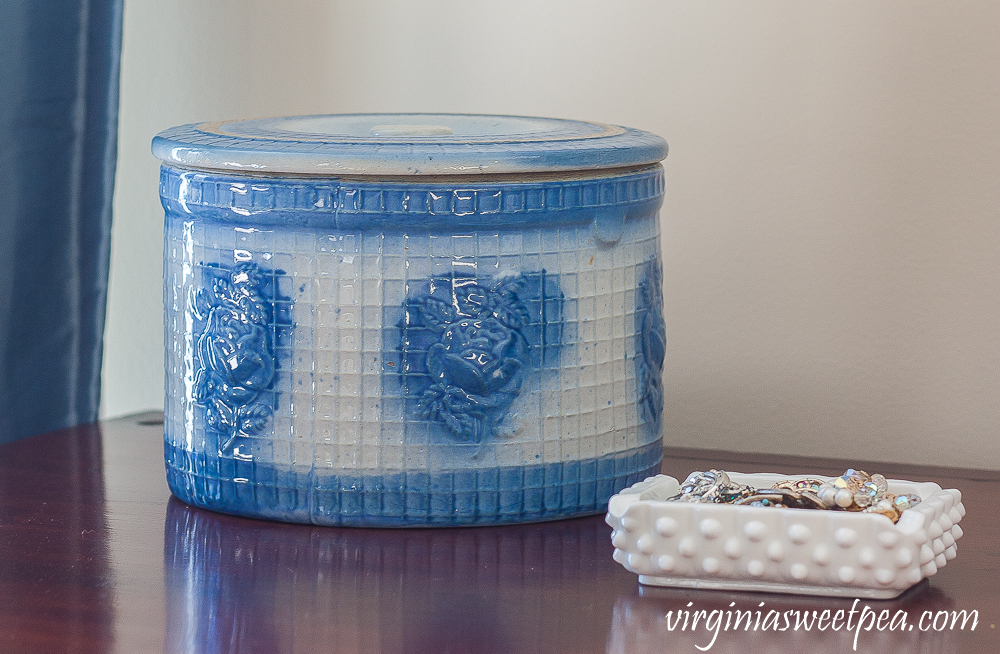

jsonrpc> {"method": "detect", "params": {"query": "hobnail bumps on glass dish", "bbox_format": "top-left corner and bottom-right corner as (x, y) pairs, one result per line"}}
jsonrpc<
(607, 472), (965, 598)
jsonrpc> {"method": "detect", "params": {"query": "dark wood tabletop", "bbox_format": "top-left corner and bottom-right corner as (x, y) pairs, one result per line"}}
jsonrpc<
(1, 413), (997, 654)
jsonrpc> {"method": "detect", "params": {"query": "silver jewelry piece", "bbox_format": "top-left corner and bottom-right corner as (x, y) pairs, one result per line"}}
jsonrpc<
(669, 469), (755, 504)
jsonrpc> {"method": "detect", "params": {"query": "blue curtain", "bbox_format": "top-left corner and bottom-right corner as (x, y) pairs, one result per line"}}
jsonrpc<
(0, 0), (124, 444)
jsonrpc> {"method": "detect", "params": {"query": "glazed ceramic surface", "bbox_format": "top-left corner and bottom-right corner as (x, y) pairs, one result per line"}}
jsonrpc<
(155, 114), (668, 526)
(606, 473), (965, 598)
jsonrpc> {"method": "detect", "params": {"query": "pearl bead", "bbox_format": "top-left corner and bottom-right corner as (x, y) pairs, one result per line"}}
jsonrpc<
(835, 488), (854, 508)
(818, 486), (838, 506)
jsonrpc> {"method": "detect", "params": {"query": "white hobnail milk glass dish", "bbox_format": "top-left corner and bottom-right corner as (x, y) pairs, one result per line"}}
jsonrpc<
(606, 472), (965, 599)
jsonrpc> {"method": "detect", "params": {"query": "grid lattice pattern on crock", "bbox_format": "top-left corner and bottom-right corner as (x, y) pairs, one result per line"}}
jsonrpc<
(164, 208), (662, 523)
(167, 216), (659, 462)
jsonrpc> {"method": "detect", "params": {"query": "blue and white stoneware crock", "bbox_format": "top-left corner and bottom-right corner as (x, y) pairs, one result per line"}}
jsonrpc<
(153, 114), (668, 526)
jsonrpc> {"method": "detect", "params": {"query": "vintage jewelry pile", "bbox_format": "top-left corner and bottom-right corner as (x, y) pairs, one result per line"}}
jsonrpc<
(668, 469), (921, 523)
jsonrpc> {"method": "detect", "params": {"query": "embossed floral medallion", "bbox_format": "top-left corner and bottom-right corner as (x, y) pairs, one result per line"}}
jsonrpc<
(190, 263), (286, 452)
(401, 275), (536, 443)
(636, 258), (666, 432)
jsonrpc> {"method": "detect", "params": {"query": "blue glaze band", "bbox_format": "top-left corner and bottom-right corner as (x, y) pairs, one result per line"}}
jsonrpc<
(158, 165), (664, 231)
(165, 439), (662, 526)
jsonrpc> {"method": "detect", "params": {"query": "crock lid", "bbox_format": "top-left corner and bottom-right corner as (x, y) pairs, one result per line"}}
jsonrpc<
(151, 113), (667, 176)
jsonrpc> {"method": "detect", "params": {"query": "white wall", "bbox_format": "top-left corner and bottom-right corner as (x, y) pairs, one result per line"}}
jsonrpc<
(103, 0), (1000, 470)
